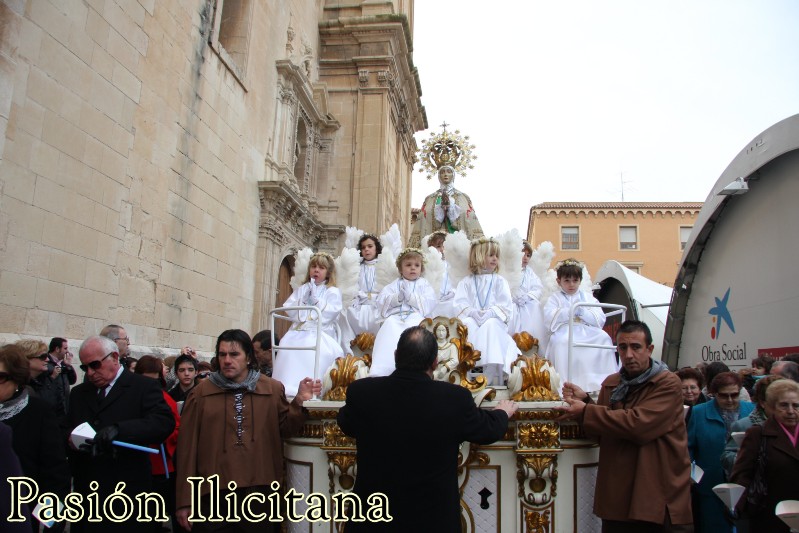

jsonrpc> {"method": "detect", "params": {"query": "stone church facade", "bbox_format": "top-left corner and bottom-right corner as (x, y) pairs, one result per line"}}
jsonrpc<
(0, 0), (426, 351)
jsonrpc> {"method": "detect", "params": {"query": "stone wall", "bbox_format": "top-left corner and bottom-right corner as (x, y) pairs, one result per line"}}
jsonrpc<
(0, 0), (425, 351)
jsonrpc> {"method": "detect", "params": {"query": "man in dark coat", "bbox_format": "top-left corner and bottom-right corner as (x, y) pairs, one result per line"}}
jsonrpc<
(67, 335), (175, 532)
(337, 326), (517, 532)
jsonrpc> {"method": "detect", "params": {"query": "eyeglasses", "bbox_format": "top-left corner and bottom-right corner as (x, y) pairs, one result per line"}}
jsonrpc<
(0, 372), (10, 384)
(80, 353), (113, 372)
(716, 392), (740, 400)
(27, 353), (49, 361)
(114, 337), (130, 344)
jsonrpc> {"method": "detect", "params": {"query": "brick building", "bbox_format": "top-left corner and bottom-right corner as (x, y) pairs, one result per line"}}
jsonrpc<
(527, 202), (702, 286)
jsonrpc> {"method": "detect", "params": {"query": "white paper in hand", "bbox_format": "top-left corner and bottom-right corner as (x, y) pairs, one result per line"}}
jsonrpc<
(690, 461), (704, 484)
(70, 421), (96, 449)
(776, 500), (799, 531)
(713, 483), (746, 510)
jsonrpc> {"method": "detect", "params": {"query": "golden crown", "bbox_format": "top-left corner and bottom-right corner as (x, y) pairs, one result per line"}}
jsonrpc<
(417, 122), (477, 179)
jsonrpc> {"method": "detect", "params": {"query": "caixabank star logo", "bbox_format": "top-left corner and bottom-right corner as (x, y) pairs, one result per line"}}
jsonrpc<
(708, 287), (735, 340)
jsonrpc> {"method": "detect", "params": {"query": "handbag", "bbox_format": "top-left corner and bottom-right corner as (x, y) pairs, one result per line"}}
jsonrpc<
(744, 427), (769, 513)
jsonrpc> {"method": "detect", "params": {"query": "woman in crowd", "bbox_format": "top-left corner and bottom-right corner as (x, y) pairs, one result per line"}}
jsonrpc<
(688, 371), (754, 532)
(721, 374), (782, 478)
(731, 379), (799, 532)
(0, 344), (70, 532)
(677, 367), (706, 422)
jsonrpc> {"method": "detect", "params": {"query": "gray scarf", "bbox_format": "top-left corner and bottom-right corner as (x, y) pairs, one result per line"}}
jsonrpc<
(0, 387), (29, 421)
(610, 359), (669, 404)
(208, 369), (261, 392)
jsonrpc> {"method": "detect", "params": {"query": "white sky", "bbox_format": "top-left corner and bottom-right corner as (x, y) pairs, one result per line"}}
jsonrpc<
(410, 0), (799, 237)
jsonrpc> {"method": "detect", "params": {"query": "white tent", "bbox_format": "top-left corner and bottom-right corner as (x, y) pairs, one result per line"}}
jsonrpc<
(594, 260), (673, 362)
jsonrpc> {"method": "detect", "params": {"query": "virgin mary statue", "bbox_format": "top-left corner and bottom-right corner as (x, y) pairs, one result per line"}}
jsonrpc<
(408, 125), (485, 247)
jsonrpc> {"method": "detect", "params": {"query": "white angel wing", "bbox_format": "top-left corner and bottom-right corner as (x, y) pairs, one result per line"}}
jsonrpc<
(336, 247), (361, 305)
(444, 231), (471, 290)
(344, 226), (364, 250)
(380, 223), (403, 257)
(375, 246), (398, 290)
(497, 229), (523, 291)
(423, 246), (445, 294)
(531, 241), (555, 280)
(580, 265), (595, 292)
(540, 268), (560, 307)
(290, 248), (313, 290)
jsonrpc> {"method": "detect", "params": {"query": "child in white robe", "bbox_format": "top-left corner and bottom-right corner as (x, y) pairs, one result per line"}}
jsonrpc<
(543, 258), (617, 392)
(273, 252), (344, 397)
(508, 241), (548, 354)
(344, 234), (384, 337)
(454, 238), (518, 386)
(370, 249), (437, 376)
(427, 231), (456, 318)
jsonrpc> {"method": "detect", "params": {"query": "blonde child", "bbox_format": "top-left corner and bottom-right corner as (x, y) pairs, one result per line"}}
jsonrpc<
(543, 258), (616, 392)
(273, 252), (344, 397)
(453, 238), (518, 386)
(345, 234), (385, 336)
(508, 241), (548, 354)
(369, 249), (437, 376)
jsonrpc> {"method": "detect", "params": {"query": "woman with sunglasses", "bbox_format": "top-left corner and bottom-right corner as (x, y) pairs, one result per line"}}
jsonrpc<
(688, 371), (755, 532)
(0, 344), (70, 532)
(15, 339), (61, 414)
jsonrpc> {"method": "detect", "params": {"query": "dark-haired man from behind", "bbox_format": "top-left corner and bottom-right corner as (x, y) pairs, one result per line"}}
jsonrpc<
(337, 326), (517, 532)
(252, 329), (274, 377)
(556, 320), (692, 532)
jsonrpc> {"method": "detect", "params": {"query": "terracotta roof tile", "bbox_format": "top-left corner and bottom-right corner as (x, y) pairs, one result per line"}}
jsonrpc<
(531, 202), (703, 210)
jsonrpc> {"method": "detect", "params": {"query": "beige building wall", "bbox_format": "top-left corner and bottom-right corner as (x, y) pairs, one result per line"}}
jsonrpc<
(527, 203), (702, 286)
(0, 0), (425, 352)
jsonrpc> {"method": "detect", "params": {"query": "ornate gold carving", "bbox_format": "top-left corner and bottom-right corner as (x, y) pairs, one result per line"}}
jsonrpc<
(502, 426), (516, 441)
(517, 454), (558, 505)
(323, 421), (355, 448)
(299, 423), (323, 439)
(512, 331), (539, 353)
(559, 422), (587, 440)
(517, 423), (560, 449)
(524, 509), (551, 533)
(510, 355), (561, 402)
(307, 409), (340, 420)
(323, 354), (370, 401)
(350, 332), (375, 354)
(421, 317), (489, 394)
(457, 443), (490, 476)
(513, 410), (559, 420)
(327, 451), (357, 494)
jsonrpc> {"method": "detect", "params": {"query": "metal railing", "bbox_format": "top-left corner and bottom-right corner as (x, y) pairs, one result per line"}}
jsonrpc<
(566, 302), (627, 389)
(270, 305), (322, 401)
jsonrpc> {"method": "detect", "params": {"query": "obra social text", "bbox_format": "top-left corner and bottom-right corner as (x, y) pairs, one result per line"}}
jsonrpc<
(6, 476), (391, 524)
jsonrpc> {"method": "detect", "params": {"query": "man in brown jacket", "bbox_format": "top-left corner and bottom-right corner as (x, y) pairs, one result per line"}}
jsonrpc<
(175, 329), (321, 532)
(557, 320), (693, 532)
